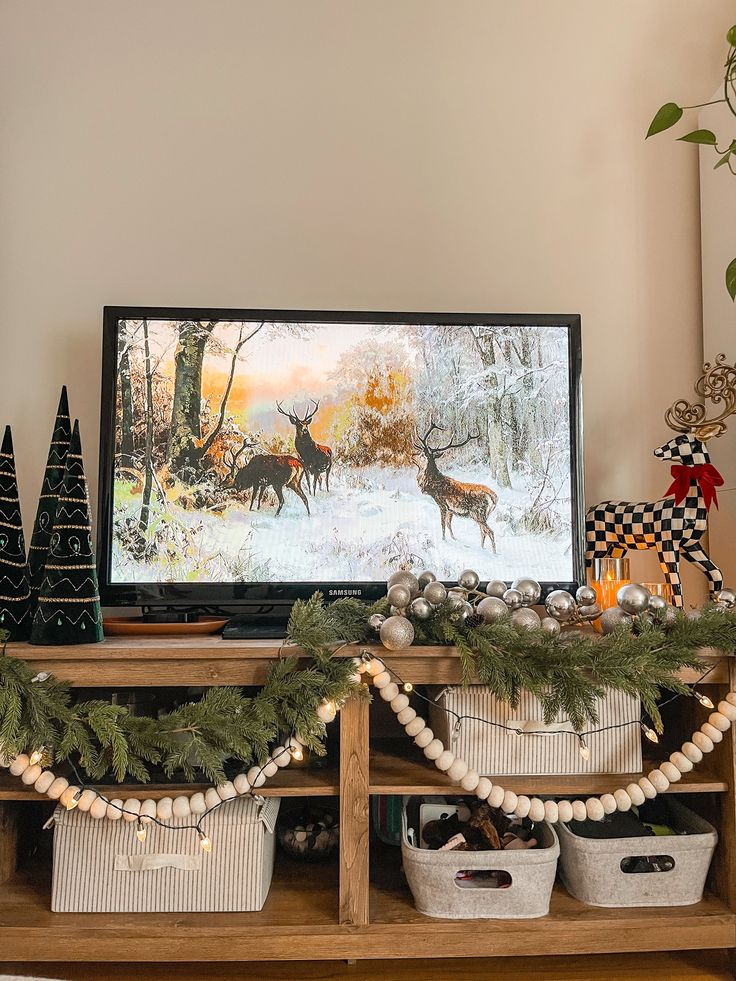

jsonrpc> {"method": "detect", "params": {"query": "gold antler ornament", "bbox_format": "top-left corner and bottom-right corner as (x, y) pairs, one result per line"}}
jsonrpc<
(665, 354), (736, 440)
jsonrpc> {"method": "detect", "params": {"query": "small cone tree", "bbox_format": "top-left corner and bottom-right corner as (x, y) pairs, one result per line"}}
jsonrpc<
(28, 387), (72, 609)
(0, 426), (32, 640)
(30, 420), (104, 645)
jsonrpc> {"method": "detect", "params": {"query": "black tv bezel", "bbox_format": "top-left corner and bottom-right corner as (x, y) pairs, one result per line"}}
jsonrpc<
(97, 306), (585, 607)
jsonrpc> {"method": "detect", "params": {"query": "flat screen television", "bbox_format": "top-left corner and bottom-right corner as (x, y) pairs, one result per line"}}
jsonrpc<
(97, 307), (584, 611)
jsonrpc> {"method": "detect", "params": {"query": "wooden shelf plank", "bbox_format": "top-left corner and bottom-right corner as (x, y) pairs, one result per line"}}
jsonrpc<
(0, 765), (339, 801)
(4, 640), (728, 687)
(369, 745), (729, 795)
(0, 858), (732, 962)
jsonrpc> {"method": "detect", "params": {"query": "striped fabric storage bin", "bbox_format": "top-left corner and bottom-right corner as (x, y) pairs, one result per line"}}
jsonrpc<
(51, 796), (280, 912)
(429, 687), (642, 775)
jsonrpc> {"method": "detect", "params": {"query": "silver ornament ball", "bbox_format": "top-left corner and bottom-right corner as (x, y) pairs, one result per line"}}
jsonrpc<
(387, 571), (420, 598)
(386, 583), (412, 609)
(575, 585), (597, 607)
(486, 579), (508, 599)
(540, 616), (561, 637)
(511, 577), (542, 607)
(715, 588), (736, 609)
(502, 588), (524, 610)
(599, 606), (634, 635)
(423, 581), (447, 606)
(545, 589), (576, 622)
(648, 594), (668, 614)
(446, 589), (468, 610)
(379, 615), (415, 651)
(578, 602), (601, 622)
(367, 613), (386, 632)
(476, 595), (509, 624)
(660, 604), (678, 627)
(409, 597), (433, 621)
(453, 600), (475, 622)
(417, 571), (437, 590)
(511, 607), (542, 632)
(616, 583), (651, 615)
(458, 569), (480, 591)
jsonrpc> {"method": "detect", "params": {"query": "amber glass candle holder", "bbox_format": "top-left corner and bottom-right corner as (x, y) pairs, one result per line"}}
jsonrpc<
(641, 582), (674, 604)
(591, 557), (631, 630)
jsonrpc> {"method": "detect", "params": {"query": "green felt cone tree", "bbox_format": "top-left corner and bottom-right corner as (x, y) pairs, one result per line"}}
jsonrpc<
(28, 387), (72, 610)
(0, 426), (32, 640)
(30, 419), (103, 645)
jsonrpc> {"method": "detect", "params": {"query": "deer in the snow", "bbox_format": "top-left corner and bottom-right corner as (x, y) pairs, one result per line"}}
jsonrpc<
(276, 400), (332, 494)
(413, 422), (498, 550)
(223, 437), (310, 516)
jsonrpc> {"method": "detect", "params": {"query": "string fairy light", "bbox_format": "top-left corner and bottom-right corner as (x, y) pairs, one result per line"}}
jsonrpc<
(0, 641), (729, 844)
(29, 748), (44, 766)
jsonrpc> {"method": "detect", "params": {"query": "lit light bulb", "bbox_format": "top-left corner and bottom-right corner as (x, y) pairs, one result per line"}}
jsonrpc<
(695, 692), (714, 709)
(198, 831), (212, 853)
(66, 789), (83, 811)
(403, 682), (414, 693)
(29, 748), (44, 766)
(136, 821), (147, 843)
(290, 745), (304, 761)
(641, 723), (659, 744)
(578, 738), (590, 762)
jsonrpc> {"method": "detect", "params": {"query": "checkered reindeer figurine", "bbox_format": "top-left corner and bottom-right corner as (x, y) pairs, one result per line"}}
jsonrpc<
(585, 355), (735, 607)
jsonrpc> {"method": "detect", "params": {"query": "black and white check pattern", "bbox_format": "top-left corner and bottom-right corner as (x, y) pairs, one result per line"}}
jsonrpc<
(585, 434), (723, 607)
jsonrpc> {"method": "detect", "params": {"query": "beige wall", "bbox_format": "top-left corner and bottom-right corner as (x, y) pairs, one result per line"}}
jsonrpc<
(700, 97), (736, 589)
(1, 0), (733, 601)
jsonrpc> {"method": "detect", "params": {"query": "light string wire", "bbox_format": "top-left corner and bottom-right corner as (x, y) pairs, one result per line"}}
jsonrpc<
(63, 740), (297, 849)
(16, 642), (727, 849)
(372, 651), (726, 748)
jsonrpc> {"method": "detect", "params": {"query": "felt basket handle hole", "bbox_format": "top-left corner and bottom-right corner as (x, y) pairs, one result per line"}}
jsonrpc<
(453, 869), (512, 890)
(620, 855), (675, 875)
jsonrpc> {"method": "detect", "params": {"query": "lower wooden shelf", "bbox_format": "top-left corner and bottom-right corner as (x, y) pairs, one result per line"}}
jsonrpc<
(368, 743), (730, 796)
(0, 848), (733, 962)
(0, 764), (339, 801)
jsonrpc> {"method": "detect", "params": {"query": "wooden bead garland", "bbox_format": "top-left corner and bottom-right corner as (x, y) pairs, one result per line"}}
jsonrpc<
(367, 654), (735, 825)
(1, 651), (732, 833)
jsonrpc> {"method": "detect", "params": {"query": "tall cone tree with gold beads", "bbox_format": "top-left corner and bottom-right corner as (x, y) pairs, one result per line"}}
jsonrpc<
(0, 426), (32, 640)
(30, 420), (103, 645)
(28, 387), (71, 610)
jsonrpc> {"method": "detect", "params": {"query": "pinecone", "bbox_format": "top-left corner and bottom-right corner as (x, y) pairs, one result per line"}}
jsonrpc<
(465, 613), (484, 629)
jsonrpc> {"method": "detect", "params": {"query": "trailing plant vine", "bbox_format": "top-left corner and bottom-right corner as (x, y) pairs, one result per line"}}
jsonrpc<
(646, 21), (736, 301)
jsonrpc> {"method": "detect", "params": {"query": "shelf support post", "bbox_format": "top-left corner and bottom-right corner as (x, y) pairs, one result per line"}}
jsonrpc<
(339, 694), (370, 926)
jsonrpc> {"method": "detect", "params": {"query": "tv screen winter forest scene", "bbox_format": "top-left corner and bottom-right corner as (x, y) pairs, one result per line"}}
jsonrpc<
(110, 318), (576, 584)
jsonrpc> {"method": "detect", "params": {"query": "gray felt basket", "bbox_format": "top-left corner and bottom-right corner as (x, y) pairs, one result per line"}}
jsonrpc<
(401, 797), (559, 919)
(557, 798), (717, 908)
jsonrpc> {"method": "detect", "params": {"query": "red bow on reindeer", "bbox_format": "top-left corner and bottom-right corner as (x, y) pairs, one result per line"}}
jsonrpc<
(664, 463), (724, 511)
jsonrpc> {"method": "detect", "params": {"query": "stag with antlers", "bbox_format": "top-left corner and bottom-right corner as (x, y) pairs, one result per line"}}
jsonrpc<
(585, 355), (735, 606)
(414, 422), (498, 550)
(223, 436), (310, 516)
(276, 400), (333, 494)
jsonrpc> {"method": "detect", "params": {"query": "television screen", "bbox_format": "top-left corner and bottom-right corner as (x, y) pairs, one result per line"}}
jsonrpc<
(99, 309), (583, 604)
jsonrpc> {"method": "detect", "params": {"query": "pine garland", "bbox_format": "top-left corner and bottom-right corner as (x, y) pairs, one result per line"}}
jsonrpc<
(1, 593), (734, 785)
(0, 600), (365, 784)
(289, 596), (736, 733)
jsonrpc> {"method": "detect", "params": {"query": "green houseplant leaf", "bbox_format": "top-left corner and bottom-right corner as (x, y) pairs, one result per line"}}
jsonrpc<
(727, 25), (736, 46)
(678, 129), (717, 145)
(727, 257), (736, 301)
(646, 103), (683, 138)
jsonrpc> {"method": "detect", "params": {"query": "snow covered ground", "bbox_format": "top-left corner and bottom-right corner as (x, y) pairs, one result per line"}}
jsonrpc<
(112, 465), (573, 584)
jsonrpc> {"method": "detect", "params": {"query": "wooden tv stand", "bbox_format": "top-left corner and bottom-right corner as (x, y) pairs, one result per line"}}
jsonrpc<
(0, 636), (735, 966)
